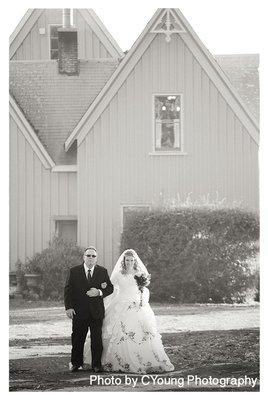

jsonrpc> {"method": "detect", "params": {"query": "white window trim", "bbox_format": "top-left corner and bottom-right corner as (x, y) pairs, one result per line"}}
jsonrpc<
(52, 216), (78, 238)
(120, 204), (151, 233)
(52, 165), (77, 172)
(48, 24), (61, 60)
(151, 93), (186, 155)
(149, 152), (188, 156)
(52, 215), (77, 221)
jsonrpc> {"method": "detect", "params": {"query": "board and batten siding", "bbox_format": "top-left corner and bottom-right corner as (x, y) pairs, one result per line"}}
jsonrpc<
(11, 9), (114, 61)
(77, 33), (259, 271)
(10, 114), (77, 271)
(73, 9), (113, 59)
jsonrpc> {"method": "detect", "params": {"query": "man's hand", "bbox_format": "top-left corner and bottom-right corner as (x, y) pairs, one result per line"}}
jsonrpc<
(66, 308), (76, 319)
(86, 287), (100, 297)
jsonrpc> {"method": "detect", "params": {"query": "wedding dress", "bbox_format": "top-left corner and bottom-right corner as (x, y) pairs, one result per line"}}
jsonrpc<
(83, 250), (174, 373)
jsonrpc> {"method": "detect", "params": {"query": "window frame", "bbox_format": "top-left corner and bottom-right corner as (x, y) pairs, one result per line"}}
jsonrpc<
(48, 24), (62, 60)
(150, 93), (187, 156)
(52, 215), (78, 243)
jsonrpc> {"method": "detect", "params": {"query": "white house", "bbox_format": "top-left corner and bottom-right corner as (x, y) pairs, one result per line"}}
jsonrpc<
(9, 8), (259, 272)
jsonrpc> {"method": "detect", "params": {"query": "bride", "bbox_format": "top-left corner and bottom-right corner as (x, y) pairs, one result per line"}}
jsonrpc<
(84, 249), (174, 373)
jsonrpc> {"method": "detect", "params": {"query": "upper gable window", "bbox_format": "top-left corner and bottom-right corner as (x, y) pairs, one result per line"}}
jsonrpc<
(154, 94), (183, 152)
(50, 25), (61, 60)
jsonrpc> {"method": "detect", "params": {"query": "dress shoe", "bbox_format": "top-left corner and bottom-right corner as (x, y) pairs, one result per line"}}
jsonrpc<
(69, 362), (80, 372)
(82, 363), (91, 371)
(93, 366), (103, 373)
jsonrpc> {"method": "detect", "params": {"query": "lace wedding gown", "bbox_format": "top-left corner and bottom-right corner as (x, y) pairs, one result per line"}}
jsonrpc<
(84, 272), (174, 373)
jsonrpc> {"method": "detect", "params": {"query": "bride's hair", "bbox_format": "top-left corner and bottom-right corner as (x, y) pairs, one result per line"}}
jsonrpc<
(120, 250), (139, 275)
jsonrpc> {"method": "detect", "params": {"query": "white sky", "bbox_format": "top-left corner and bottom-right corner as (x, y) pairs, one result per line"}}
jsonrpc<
(6, 0), (263, 54)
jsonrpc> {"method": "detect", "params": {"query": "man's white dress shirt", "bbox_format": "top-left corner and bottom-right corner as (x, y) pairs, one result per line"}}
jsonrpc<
(84, 263), (102, 296)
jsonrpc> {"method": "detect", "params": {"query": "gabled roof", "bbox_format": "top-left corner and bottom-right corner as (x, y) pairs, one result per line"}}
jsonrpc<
(65, 8), (259, 150)
(215, 54), (259, 122)
(9, 95), (55, 169)
(9, 9), (43, 59)
(9, 59), (119, 164)
(9, 8), (124, 60)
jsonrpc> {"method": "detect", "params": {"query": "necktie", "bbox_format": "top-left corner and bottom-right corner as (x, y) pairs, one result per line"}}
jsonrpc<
(87, 269), (91, 282)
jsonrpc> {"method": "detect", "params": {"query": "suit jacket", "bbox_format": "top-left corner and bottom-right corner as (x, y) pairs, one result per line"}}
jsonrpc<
(64, 264), (113, 319)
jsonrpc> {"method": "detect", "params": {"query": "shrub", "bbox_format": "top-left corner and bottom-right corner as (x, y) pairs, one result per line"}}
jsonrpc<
(254, 270), (260, 302)
(20, 236), (84, 300)
(14, 260), (28, 295)
(120, 207), (259, 303)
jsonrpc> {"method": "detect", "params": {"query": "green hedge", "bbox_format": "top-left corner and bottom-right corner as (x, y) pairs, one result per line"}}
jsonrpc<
(120, 207), (259, 303)
(19, 237), (84, 300)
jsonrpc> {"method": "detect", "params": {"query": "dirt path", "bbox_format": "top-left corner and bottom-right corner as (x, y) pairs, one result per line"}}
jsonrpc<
(9, 304), (259, 359)
(9, 304), (260, 391)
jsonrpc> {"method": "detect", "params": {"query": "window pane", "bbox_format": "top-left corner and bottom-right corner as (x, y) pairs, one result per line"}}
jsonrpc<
(56, 220), (77, 243)
(51, 49), (59, 60)
(50, 25), (61, 60)
(50, 25), (60, 37)
(155, 95), (181, 120)
(160, 121), (175, 149)
(51, 38), (59, 50)
(154, 95), (181, 151)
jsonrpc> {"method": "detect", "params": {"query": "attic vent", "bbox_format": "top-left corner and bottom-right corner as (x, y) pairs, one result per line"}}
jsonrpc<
(151, 9), (186, 42)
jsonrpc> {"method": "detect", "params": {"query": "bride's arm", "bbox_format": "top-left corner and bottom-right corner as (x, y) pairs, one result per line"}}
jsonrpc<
(142, 287), (150, 304)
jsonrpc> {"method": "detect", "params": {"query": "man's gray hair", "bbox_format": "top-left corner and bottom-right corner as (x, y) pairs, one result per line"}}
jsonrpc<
(84, 246), (97, 254)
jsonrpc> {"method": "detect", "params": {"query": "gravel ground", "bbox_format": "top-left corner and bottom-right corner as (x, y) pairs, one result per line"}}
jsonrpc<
(9, 303), (259, 360)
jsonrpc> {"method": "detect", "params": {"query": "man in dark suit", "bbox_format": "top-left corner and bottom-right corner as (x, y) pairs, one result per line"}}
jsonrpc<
(64, 246), (113, 372)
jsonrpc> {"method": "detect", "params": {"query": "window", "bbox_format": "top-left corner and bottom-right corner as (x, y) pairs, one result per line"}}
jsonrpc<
(154, 94), (182, 152)
(50, 25), (61, 60)
(55, 218), (77, 243)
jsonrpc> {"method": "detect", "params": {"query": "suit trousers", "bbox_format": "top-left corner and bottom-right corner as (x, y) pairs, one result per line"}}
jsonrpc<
(71, 313), (103, 368)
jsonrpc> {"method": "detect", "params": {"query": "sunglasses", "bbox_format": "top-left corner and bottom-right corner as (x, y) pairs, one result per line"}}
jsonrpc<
(85, 254), (97, 258)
